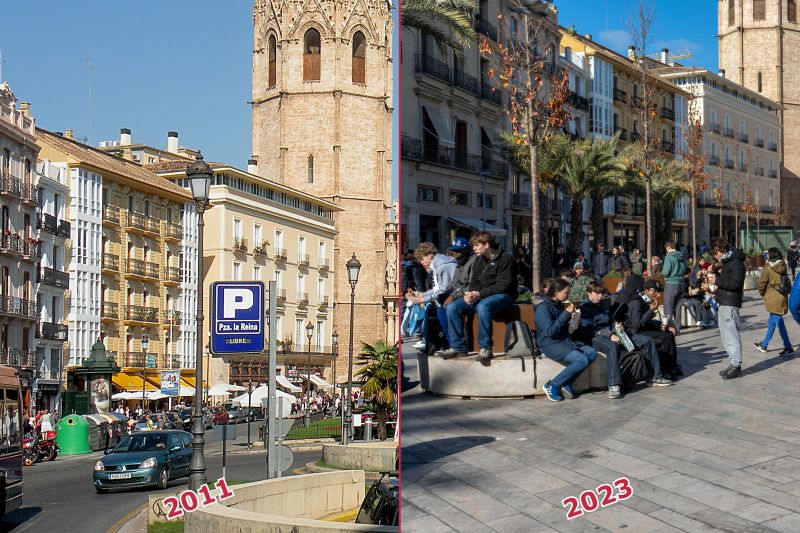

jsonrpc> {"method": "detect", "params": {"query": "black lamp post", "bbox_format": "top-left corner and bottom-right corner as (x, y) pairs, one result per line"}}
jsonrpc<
(331, 330), (339, 411)
(304, 321), (314, 427)
(342, 253), (361, 446)
(186, 152), (212, 491)
(140, 333), (150, 412)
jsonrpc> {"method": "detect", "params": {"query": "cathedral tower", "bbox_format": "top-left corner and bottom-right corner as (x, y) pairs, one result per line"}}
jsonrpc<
(718, 0), (800, 227)
(252, 0), (394, 380)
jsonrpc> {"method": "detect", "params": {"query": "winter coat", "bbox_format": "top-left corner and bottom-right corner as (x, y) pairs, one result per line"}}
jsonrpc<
(715, 247), (746, 308)
(662, 250), (687, 285)
(419, 254), (457, 304)
(592, 250), (612, 277)
(789, 271), (800, 323)
(469, 247), (518, 299)
(403, 261), (428, 293)
(535, 298), (582, 359)
(574, 299), (613, 344)
(448, 253), (478, 301)
(610, 254), (626, 272)
(758, 259), (789, 315)
(624, 294), (661, 334)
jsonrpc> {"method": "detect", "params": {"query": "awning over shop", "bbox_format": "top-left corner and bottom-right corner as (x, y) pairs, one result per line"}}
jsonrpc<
(303, 374), (333, 390)
(181, 376), (196, 388)
(276, 375), (302, 393)
(112, 372), (157, 391)
(447, 216), (508, 236)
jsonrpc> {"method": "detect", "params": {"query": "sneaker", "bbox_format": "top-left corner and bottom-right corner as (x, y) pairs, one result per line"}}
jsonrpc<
(647, 378), (674, 387)
(754, 342), (768, 353)
(412, 340), (426, 350)
(436, 348), (467, 360)
(474, 348), (493, 363)
(672, 365), (684, 377)
(696, 320), (703, 327)
(779, 347), (795, 357)
(721, 365), (742, 380)
(608, 385), (622, 399)
(719, 364), (735, 376)
(561, 384), (576, 400)
(542, 381), (563, 402)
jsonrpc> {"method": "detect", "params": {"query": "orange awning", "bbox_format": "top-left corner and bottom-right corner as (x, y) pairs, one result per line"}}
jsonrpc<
(112, 372), (157, 391)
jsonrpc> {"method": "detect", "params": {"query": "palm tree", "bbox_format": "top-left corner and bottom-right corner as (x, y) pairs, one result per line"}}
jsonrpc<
(355, 340), (398, 441)
(401, 0), (477, 54)
(650, 157), (690, 251)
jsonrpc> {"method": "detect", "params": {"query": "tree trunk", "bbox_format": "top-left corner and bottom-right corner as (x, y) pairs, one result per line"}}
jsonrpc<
(377, 410), (387, 441)
(529, 141), (541, 291)
(654, 206), (665, 253)
(719, 204), (723, 240)
(567, 197), (585, 259)
(745, 214), (750, 254)
(590, 190), (605, 248)
(690, 189), (697, 261)
(645, 176), (653, 262)
(734, 208), (739, 247)
(664, 205), (674, 248)
(540, 189), (554, 278)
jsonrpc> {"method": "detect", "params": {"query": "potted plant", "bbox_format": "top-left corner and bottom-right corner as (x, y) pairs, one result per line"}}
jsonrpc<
(602, 269), (624, 295)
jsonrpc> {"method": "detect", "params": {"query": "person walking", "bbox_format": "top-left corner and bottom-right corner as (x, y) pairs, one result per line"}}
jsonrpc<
(592, 242), (612, 278)
(516, 246), (533, 288)
(661, 241), (687, 330)
(712, 238), (747, 380)
(754, 248), (795, 356)
(787, 242), (798, 280)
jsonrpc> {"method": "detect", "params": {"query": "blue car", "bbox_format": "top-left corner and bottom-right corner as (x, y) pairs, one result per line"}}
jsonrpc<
(93, 430), (192, 493)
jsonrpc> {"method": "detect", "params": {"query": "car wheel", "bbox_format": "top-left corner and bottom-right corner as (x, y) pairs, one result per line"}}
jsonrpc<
(95, 487), (108, 494)
(156, 467), (169, 490)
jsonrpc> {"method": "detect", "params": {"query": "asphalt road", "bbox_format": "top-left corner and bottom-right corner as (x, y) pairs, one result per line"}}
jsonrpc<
(0, 431), (321, 533)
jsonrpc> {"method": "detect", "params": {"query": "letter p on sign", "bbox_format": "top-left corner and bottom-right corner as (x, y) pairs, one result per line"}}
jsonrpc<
(223, 289), (254, 318)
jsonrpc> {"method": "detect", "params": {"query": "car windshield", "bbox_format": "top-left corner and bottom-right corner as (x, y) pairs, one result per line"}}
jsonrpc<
(113, 434), (169, 452)
(137, 415), (160, 424)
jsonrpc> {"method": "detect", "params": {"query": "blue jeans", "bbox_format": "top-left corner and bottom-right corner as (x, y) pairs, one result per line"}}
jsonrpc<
(446, 293), (514, 351)
(422, 303), (450, 349)
(761, 313), (793, 350)
(546, 345), (597, 388)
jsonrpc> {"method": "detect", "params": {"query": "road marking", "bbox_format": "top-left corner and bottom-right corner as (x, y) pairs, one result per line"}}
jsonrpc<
(107, 504), (146, 533)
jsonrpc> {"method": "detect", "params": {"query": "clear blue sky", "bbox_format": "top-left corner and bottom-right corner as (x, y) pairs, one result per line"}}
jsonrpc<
(556, 1), (720, 71)
(1, 1), (398, 198)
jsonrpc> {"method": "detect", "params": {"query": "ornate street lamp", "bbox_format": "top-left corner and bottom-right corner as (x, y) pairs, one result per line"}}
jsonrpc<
(186, 152), (212, 491)
(304, 321), (314, 427)
(343, 253), (361, 446)
(140, 333), (150, 412)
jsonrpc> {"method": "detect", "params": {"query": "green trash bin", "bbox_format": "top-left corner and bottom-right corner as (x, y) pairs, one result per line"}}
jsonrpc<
(55, 414), (92, 455)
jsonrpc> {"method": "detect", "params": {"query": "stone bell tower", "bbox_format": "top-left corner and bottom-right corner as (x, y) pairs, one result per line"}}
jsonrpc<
(252, 0), (394, 381)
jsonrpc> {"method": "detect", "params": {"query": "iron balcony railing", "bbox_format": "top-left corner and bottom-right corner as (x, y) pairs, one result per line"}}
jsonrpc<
(481, 83), (501, 105)
(164, 267), (182, 283)
(21, 182), (40, 205)
(419, 142), (508, 178)
(739, 133), (749, 143)
(38, 213), (59, 234)
(708, 123), (721, 134)
(145, 262), (160, 279)
(769, 142), (778, 152)
(233, 238), (248, 252)
(253, 241), (269, 255)
(724, 159), (735, 169)
(660, 107), (675, 121)
(299, 253), (310, 266)
(755, 138), (764, 148)
(37, 322), (68, 341)
(41, 267), (69, 289)
(661, 141), (675, 153)
(274, 248), (287, 261)
(769, 169), (778, 178)
(163, 310), (182, 325)
(414, 54), (451, 84)
(0, 296), (38, 319)
(101, 303), (119, 320)
(0, 348), (35, 368)
(510, 193), (531, 209)
(613, 88), (627, 103)
(22, 241), (40, 259)
(103, 253), (120, 271)
(319, 258), (330, 271)
(126, 258), (146, 277)
(723, 128), (735, 138)
(126, 305), (159, 323)
(709, 155), (721, 166)
(454, 69), (479, 95)
(0, 234), (21, 254)
(0, 175), (21, 196)
(401, 135), (423, 160)
(475, 17), (498, 41)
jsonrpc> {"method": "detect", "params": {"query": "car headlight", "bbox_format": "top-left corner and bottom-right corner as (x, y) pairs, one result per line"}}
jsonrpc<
(94, 460), (105, 472)
(139, 457), (157, 469)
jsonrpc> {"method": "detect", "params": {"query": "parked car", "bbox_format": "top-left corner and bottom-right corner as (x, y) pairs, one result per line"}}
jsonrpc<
(244, 408), (264, 422)
(133, 413), (177, 432)
(355, 473), (398, 526)
(223, 404), (246, 424)
(93, 430), (193, 493)
(209, 406), (229, 426)
(171, 407), (213, 431)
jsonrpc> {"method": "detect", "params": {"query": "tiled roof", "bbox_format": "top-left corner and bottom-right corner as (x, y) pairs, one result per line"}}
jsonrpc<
(36, 128), (192, 201)
(143, 160), (226, 173)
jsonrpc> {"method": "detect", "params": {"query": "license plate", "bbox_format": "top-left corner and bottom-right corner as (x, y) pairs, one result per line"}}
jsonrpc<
(108, 473), (132, 480)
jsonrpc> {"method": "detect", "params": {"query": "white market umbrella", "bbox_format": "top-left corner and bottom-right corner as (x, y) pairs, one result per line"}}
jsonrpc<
(177, 385), (195, 397)
(147, 391), (169, 400)
(207, 383), (244, 396)
(231, 385), (296, 412)
(112, 392), (132, 401)
(114, 391), (146, 401)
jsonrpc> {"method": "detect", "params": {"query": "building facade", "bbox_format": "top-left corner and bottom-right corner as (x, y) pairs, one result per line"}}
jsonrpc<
(657, 67), (782, 246)
(0, 83), (41, 413)
(251, 0), (395, 382)
(718, 0), (800, 228)
(36, 130), (200, 407)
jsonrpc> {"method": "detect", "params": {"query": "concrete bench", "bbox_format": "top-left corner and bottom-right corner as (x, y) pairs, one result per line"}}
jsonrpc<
(466, 303), (534, 352)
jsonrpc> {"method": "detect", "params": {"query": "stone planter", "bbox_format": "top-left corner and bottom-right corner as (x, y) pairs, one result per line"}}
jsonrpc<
(744, 274), (760, 291)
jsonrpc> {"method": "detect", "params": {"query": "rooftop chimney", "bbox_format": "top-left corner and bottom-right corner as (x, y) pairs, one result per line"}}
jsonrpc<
(120, 128), (132, 145)
(19, 103), (30, 118)
(628, 46), (636, 60)
(64, 129), (74, 140)
(661, 48), (669, 64)
(718, 69), (726, 78)
(584, 34), (592, 41)
(248, 158), (258, 174)
(167, 131), (179, 154)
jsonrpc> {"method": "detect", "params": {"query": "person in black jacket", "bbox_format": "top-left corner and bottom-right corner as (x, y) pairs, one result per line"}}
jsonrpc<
(438, 231), (517, 363)
(711, 238), (747, 379)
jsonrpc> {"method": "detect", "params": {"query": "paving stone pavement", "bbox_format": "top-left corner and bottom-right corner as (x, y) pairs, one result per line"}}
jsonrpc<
(400, 294), (800, 532)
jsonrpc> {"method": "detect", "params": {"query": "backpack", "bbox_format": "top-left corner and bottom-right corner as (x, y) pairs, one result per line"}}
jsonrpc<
(778, 272), (792, 296)
(503, 320), (541, 358)
(619, 349), (650, 389)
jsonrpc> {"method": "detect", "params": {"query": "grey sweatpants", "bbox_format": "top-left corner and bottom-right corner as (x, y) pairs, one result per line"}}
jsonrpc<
(663, 284), (682, 325)
(719, 305), (742, 367)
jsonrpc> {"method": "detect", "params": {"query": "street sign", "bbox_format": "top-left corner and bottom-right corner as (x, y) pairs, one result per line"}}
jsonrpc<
(160, 370), (180, 396)
(210, 281), (265, 355)
(146, 353), (157, 368)
(265, 445), (294, 473)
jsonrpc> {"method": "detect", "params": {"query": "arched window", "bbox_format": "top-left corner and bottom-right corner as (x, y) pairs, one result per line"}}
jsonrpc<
(307, 155), (314, 184)
(268, 35), (277, 88)
(757, 71), (763, 92)
(303, 28), (321, 81)
(352, 31), (366, 84)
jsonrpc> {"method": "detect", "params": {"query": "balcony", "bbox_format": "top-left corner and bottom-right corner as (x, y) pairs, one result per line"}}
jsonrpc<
(163, 267), (182, 284)
(22, 240), (40, 261)
(41, 266), (69, 289)
(58, 220), (70, 237)
(739, 132), (749, 143)
(318, 296), (329, 309)
(510, 192), (531, 209)
(164, 222), (182, 242)
(0, 348), (35, 368)
(723, 127), (735, 138)
(631, 131), (642, 143)
(21, 182), (40, 206)
(274, 248), (287, 261)
(475, 17), (498, 41)
(126, 211), (146, 232)
(253, 241), (269, 256)
(724, 159), (735, 169)
(297, 293), (309, 309)
(421, 143), (508, 178)
(104, 205), (120, 225)
(755, 138), (764, 148)
(0, 234), (21, 256)
(233, 238), (248, 253)
(0, 175), (21, 197)
(481, 83), (502, 105)
(401, 135), (422, 161)
(0, 296), (38, 319)
(567, 91), (589, 111)
(276, 289), (287, 306)
(769, 142), (778, 152)
(37, 322), (68, 341)
(102, 252), (120, 273)
(709, 155), (721, 167)
(769, 169), (778, 178)
(708, 123), (721, 134)
(121, 352), (145, 368)
(613, 88), (627, 103)
(661, 141), (675, 154)
(125, 258), (146, 278)
(319, 258), (330, 272)
(125, 305), (159, 324)
(162, 310), (182, 326)
(145, 262), (160, 279)
(660, 107), (675, 121)
(631, 95), (644, 109)
(737, 163), (748, 172)
(414, 54), (451, 84)
(454, 69), (478, 95)
(299, 253), (310, 266)
(101, 303), (119, 321)
(614, 127), (628, 141)
(755, 167), (765, 177)
(38, 213), (58, 234)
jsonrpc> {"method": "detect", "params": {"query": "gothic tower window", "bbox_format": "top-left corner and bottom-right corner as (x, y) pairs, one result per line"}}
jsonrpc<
(307, 155), (314, 183)
(728, 0), (735, 26)
(268, 35), (277, 88)
(790, 0), (797, 22)
(753, 0), (765, 20)
(758, 71), (763, 92)
(352, 31), (366, 84)
(303, 28), (321, 81)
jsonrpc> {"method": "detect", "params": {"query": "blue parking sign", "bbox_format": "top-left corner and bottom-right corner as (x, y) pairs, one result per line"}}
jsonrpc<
(210, 282), (265, 354)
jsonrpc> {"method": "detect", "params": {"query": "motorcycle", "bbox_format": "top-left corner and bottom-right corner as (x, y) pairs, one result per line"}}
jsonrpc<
(22, 434), (40, 466)
(35, 433), (59, 461)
